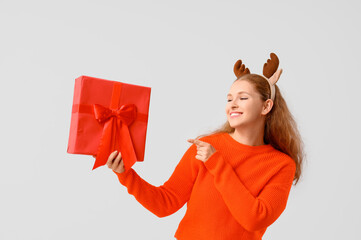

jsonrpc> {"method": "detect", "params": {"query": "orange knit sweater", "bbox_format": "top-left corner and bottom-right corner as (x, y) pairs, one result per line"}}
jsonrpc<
(113, 132), (296, 240)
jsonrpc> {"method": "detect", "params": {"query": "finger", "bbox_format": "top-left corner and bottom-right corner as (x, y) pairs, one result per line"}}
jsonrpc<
(193, 139), (207, 146)
(188, 139), (198, 148)
(107, 150), (118, 168)
(107, 150), (118, 167)
(112, 152), (122, 170)
(115, 159), (125, 173)
(197, 150), (204, 155)
(188, 138), (201, 145)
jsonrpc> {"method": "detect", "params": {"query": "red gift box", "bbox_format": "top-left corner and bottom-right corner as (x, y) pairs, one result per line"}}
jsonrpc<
(67, 75), (151, 171)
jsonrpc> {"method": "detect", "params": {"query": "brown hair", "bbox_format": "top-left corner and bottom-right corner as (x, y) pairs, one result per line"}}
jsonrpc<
(194, 74), (305, 185)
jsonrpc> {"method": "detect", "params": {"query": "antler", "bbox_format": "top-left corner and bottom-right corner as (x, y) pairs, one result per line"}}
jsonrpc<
(233, 59), (250, 78)
(263, 53), (279, 78)
(263, 52), (282, 85)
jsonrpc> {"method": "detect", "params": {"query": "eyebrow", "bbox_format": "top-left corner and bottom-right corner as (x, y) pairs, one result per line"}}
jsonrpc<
(227, 91), (250, 97)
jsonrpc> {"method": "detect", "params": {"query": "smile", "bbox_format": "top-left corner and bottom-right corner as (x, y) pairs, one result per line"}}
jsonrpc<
(230, 112), (243, 118)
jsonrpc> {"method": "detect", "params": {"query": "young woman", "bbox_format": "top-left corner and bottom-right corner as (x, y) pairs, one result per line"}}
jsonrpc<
(106, 53), (305, 240)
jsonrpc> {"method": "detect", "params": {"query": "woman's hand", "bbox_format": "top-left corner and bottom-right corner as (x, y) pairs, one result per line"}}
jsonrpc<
(187, 138), (216, 163)
(105, 150), (125, 174)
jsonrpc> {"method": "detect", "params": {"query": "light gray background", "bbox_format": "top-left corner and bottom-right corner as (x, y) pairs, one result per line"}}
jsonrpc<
(1, 0), (360, 239)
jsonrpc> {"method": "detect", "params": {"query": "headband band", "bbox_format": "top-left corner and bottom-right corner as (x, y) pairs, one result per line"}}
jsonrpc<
(263, 76), (276, 101)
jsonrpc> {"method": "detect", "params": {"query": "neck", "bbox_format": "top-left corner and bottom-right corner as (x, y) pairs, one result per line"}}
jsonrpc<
(230, 120), (266, 146)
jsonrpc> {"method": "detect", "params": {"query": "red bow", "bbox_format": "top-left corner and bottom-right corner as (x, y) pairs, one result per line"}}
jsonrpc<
(92, 103), (138, 171)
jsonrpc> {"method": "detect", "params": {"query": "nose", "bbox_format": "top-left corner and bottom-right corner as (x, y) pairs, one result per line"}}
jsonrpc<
(231, 106), (239, 111)
(231, 100), (239, 109)
(226, 99), (239, 114)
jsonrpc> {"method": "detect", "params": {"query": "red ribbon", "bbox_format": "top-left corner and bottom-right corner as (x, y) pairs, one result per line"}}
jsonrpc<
(92, 103), (138, 171)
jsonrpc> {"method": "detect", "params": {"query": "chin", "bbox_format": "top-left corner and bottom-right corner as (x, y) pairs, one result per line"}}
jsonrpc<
(230, 124), (241, 129)
(228, 121), (241, 129)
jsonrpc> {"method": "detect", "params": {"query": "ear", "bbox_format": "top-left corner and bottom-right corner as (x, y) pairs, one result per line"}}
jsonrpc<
(261, 99), (273, 116)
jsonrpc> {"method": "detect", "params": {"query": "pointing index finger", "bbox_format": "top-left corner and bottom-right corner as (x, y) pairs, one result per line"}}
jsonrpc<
(189, 139), (205, 146)
(195, 139), (207, 146)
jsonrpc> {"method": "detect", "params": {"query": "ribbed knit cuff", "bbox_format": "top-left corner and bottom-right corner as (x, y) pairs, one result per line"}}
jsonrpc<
(204, 150), (222, 172)
(112, 169), (131, 184)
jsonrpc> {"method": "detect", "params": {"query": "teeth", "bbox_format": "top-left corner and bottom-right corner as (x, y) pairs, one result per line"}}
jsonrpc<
(231, 113), (242, 116)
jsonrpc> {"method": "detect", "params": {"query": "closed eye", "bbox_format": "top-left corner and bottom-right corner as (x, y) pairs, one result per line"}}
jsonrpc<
(227, 98), (248, 102)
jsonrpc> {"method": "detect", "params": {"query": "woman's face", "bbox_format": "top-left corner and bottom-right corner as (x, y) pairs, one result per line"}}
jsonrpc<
(226, 80), (270, 129)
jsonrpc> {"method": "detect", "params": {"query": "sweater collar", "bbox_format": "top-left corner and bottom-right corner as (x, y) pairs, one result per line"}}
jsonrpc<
(223, 132), (274, 153)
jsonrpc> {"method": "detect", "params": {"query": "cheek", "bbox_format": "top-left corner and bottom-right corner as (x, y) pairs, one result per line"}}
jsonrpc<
(225, 103), (233, 114)
(246, 104), (262, 116)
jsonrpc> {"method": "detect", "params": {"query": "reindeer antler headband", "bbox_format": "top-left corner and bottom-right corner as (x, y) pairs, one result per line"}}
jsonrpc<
(233, 52), (283, 102)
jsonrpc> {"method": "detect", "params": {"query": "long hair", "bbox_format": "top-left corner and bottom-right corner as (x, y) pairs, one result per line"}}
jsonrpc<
(194, 74), (305, 185)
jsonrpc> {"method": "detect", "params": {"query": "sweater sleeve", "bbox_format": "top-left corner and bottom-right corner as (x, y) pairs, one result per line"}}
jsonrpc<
(204, 150), (296, 232)
(113, 144), (199, 218)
